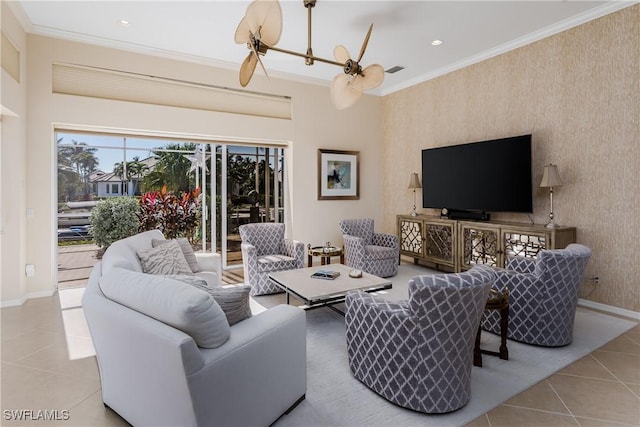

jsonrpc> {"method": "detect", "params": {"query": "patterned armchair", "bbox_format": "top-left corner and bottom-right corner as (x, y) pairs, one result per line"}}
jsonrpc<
(239, 223), (305, 296)
(481, 243), (592, 347)
(339, 218), (399, 278)
(345, 265), (495, 414)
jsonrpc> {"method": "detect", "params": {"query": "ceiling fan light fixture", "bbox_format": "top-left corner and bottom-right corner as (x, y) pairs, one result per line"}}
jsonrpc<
(235, 0), (384, 109)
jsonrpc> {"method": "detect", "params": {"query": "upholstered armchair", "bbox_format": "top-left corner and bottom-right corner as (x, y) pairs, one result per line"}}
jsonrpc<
(345, 265), (495, 414)
(239, 223), (305, 296)
(339, 218), (399, 277)
(482, 243), (592, 347)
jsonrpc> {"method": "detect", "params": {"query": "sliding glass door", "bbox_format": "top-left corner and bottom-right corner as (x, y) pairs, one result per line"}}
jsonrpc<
(219, 145), (285, 268)
(56, 131), (286, 287)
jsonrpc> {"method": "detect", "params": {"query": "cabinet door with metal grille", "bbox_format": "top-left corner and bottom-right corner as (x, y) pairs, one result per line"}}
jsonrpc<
(423, 220), (456, 269)
(460, 224), (500, 269)
(503, 231), (549, 260)
(398, 217), (424, 260)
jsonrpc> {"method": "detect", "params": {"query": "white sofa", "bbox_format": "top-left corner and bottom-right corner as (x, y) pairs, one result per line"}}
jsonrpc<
(82, 230), (307, 427)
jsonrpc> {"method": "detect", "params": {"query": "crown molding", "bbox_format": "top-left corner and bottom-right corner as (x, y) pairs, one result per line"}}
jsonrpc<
(4, 1), (33, 33)
(381, 1), (638, 96)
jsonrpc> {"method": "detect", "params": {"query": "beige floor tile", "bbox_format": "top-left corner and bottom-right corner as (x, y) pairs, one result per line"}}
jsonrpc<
(2, 307), (66, 335)
(485, 405), (579, 427)
(598, 335), (640, 355)
(548, 374), (640, 425)
(504, 380), (570, 414)
(559, 355), (618, 381)
(60, 307), (93, 339)
(464, 413), (490, 427)
(58, 288), (86, 310)
(40, 391), (131, 427)
(622, 325), (640, 341)
(1, 329), (66, 363)
(0, 362), (100, 415)
(592, 350), (640, 384)
(11, 339), (99, 382)
(575, 417), (640, 427)
(624, 382), (640, 397)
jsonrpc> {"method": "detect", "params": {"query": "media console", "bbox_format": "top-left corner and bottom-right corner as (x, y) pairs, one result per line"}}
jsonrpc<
(397, 214), (576, 272)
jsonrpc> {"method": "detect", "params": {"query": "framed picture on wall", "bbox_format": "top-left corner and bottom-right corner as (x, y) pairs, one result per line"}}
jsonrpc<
(317, 149), (359, 200)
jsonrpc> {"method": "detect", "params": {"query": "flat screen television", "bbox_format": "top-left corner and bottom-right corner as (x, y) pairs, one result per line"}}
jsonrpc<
(422, 134), (532, 217)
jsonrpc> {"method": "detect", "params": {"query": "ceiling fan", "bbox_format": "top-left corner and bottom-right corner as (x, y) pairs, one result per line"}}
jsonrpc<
(234, 0), (384, 110)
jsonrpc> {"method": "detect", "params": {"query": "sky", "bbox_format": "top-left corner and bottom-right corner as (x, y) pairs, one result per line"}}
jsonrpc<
(56, 132), (273, 174)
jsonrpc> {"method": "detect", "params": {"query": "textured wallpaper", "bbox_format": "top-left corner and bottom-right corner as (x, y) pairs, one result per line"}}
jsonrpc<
(382, 5), (639, 311)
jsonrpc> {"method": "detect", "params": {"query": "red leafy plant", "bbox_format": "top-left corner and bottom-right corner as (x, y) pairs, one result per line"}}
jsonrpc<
(137, 185), (201, 240)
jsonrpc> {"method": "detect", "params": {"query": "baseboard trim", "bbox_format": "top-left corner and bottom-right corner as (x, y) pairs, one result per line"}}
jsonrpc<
(578, 298), (640, 321)
(0, 289), (56, 308)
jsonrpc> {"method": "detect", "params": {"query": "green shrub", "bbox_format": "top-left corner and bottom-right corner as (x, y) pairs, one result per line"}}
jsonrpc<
(89, 197), (140, 249)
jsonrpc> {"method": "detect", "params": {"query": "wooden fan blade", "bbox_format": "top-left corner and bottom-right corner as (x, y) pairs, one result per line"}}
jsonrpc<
(330, 74), (362, 110)
(239, 52), (258, 87)
(358, 64), (384, 90)
(246, 0), (282, 46)
(357, 24), (373, 62)
(334, 45), (350, 64)
(234, 17), (251, 44)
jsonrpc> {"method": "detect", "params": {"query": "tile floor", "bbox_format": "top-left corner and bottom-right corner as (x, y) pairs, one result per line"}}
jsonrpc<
(1, 287), (638, 427)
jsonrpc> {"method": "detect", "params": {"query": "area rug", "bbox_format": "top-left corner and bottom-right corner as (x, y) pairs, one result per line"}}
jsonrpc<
(252, 263), (637, 427)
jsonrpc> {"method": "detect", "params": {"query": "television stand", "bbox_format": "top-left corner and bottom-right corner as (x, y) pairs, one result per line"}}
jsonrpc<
(444, 209), (490, 221)
(397, 214), (576, 272)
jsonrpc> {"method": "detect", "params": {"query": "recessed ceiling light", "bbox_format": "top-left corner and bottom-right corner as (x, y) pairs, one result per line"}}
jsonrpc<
(118, 20), (131, 27)
(431, 39), (443, 46)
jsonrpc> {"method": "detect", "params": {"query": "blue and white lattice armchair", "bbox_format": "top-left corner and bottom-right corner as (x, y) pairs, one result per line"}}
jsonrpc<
(339, 218), (399, 277)
(345, 265), (495, 413)
(481, 243), (592, 347)
(239, 223), (305, 296)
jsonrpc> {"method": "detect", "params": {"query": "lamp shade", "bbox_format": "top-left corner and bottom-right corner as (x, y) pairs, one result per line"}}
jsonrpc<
(408, 172), (422, 189)
(540, 164), (563, 188)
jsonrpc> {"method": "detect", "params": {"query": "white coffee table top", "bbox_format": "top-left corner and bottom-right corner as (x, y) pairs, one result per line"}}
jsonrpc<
(268, 264), (392, 305)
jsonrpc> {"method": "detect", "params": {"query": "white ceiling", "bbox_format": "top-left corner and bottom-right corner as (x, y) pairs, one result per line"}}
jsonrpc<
(11, 1), (633, 95)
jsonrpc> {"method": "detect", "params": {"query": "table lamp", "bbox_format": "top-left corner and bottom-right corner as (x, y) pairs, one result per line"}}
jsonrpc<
(540, 164), (563, 228)
(408, 172), (422, 217)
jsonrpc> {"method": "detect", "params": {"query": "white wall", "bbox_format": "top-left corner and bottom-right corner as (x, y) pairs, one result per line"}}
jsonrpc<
(1, 2), (28, 304)
(1, 32), (383, 304)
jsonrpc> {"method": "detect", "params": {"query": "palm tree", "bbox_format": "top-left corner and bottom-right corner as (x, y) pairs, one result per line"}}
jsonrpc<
(115, 157), (150, 195)
(113, 161), (130, 195)
(65, 140), (99, 196)
(140, 143), (196, 193)
(57, 138), (82, 201)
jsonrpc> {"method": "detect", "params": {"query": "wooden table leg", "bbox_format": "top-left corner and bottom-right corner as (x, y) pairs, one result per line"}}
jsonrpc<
(340, 254), (345, 264)
(307, 254), (312, 267)
(473, 327), (483, 367)
(499, 305), (509, 360)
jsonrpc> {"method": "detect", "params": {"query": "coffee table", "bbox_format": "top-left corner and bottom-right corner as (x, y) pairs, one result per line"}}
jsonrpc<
(268, 264), (392, 313)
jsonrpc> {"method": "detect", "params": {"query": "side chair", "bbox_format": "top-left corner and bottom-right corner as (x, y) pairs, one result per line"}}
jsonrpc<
(345, 265), (495, 413)
(481, 243), (592, 347)
(239, 222), (305, 296)
(339, 218), (399, 277)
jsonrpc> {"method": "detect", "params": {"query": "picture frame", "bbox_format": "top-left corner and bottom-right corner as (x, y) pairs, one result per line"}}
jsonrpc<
(317, 149), (359, 200)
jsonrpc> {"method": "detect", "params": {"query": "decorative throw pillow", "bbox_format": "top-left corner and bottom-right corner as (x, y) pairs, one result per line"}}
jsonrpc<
(205, 285), (253, 326)
(182, 279), (252, 326)
(152, 238), (202, 273)
(137, 240), (192, 276)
